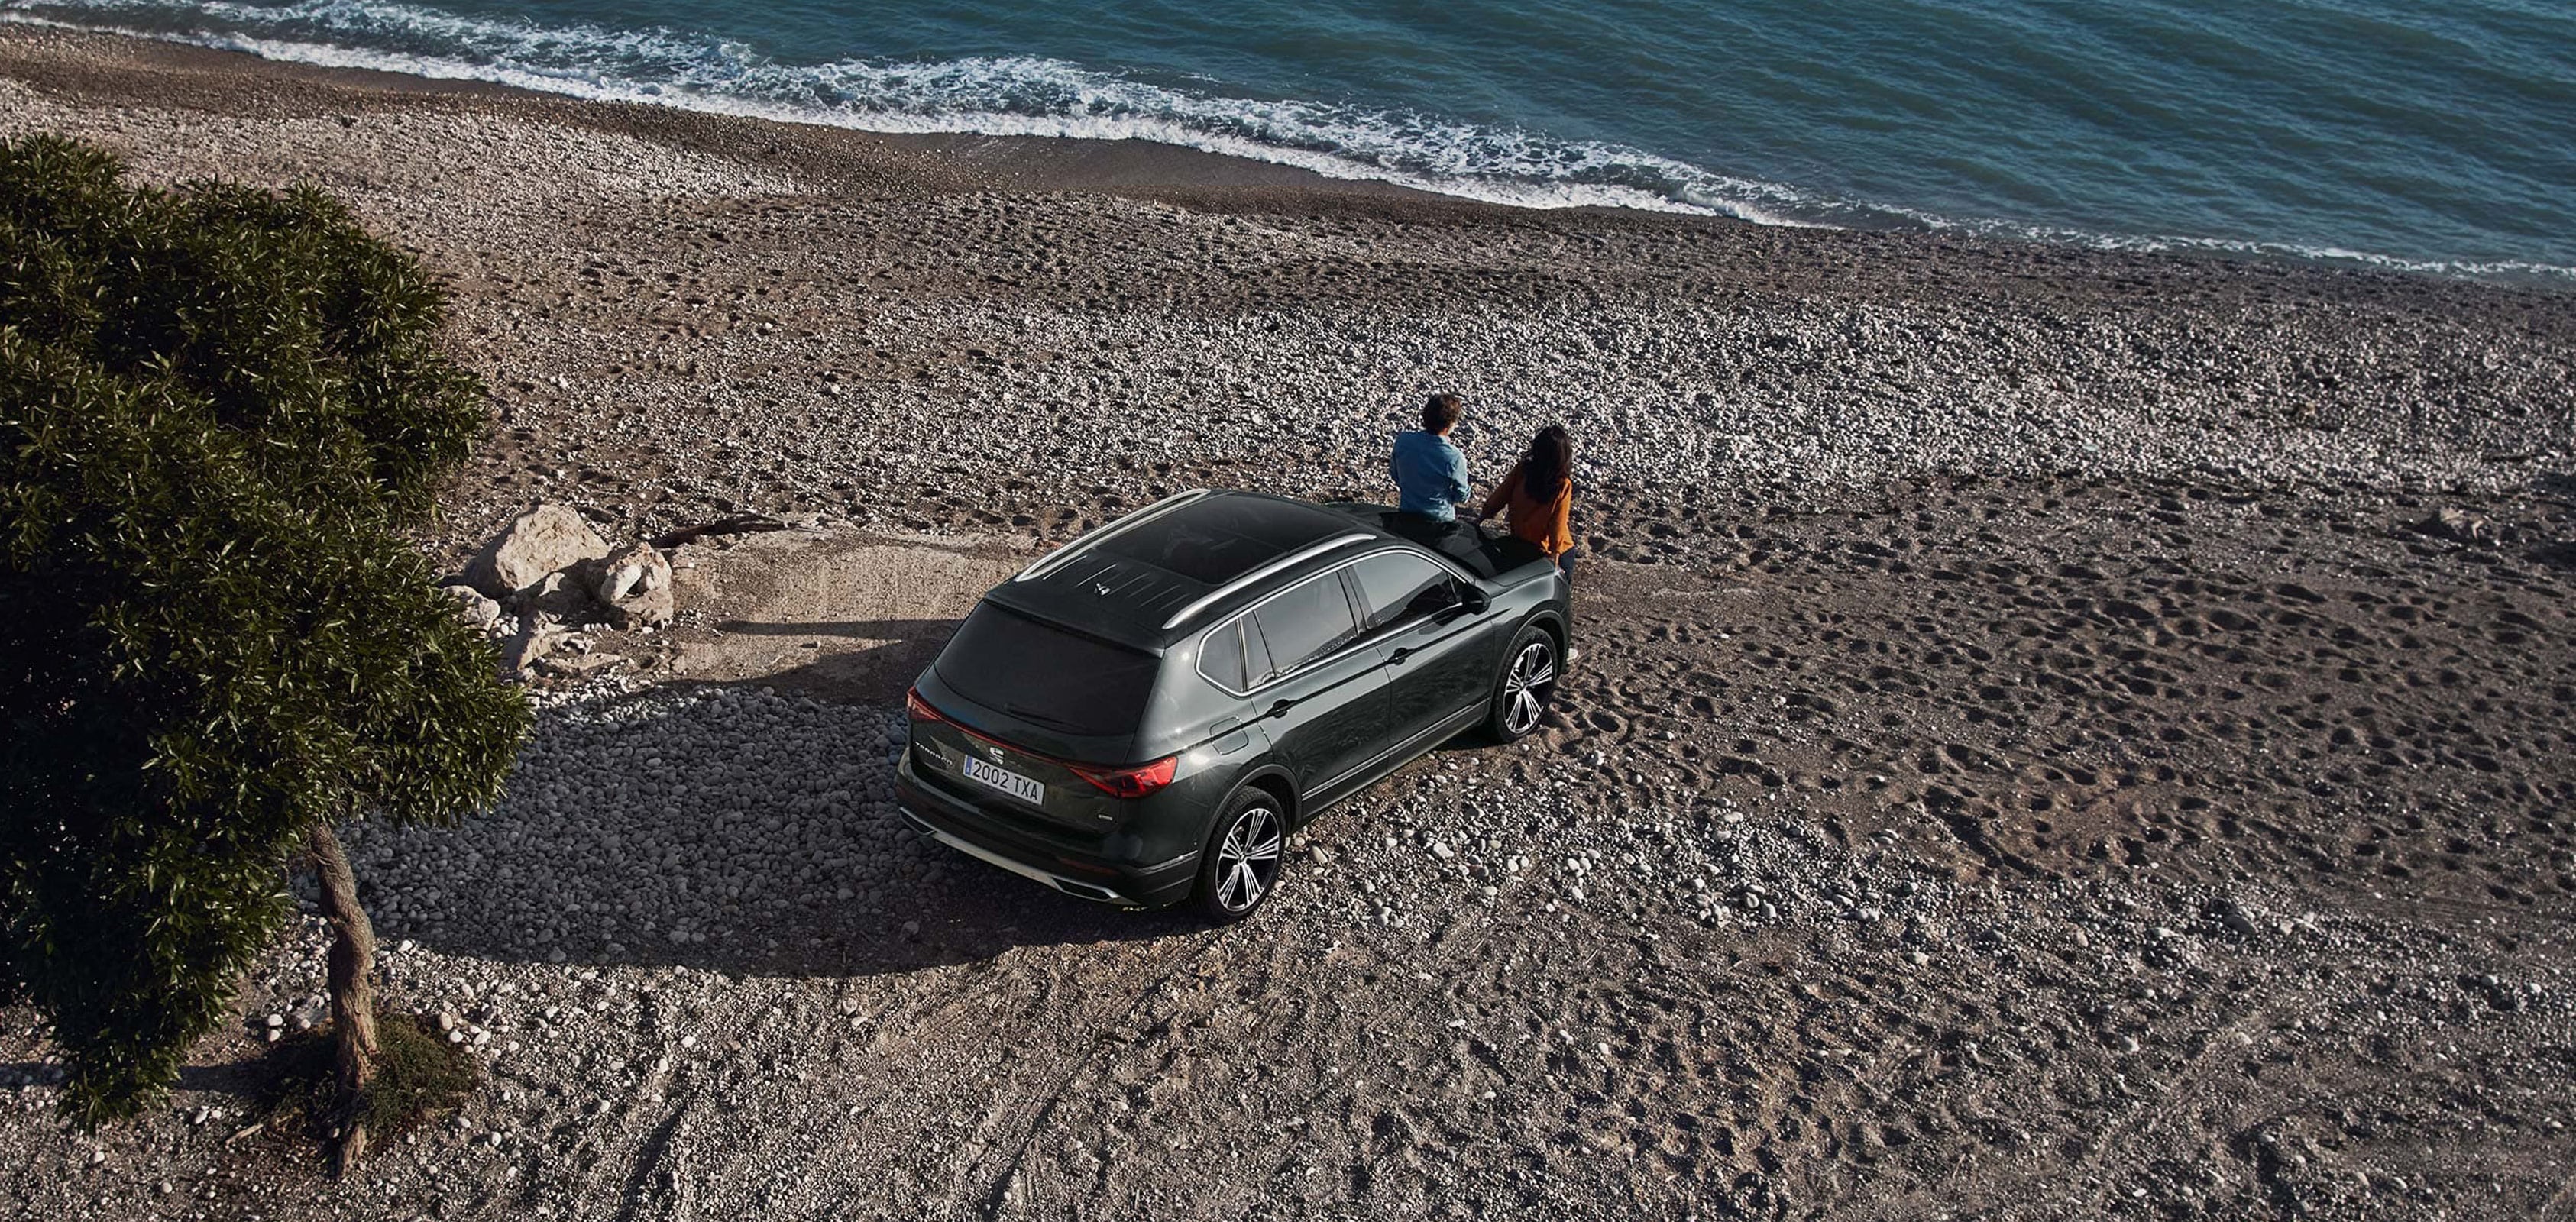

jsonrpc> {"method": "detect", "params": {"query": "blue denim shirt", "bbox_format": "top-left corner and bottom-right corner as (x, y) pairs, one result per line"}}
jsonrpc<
(1389, 430), (1471, 520)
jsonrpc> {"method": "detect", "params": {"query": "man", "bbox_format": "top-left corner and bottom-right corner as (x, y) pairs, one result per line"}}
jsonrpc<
(1389, 393), (1471, 522)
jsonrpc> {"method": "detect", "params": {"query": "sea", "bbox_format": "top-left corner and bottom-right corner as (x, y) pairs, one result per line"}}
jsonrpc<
(4, 0), (2571, 283)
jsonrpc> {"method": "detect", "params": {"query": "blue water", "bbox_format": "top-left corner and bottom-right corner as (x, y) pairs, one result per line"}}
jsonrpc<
(6, 0), (2572, 280)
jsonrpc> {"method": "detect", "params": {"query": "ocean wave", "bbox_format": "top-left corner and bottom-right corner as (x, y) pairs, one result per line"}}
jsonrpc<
(0, 0), (1833, 223)
(4, 0), (2571, 283)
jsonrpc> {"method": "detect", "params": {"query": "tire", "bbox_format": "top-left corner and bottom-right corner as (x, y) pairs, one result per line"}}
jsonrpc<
(1193, 785), (1289, 922)
(1484, 624), (1558, 742)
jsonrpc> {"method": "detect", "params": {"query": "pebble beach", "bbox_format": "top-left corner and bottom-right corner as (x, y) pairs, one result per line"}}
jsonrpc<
(2, 24), (2573, 1222)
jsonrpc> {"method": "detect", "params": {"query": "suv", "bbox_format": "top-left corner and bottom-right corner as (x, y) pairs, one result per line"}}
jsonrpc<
(896, 489), (1571, 920)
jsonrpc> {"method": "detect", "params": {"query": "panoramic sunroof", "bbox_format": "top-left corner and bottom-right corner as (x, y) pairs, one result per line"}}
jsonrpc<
(1092, 496), (1347, 586)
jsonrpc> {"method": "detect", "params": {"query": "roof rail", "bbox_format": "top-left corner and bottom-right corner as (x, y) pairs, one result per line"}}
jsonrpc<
(1160, 532), (1374, 630)
(1011, 488), (1215, 584)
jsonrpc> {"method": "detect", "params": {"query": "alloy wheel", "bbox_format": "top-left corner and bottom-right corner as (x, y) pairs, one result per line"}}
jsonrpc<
(1501, 639), (1557, 735)
(1212, 803), (1284, 913)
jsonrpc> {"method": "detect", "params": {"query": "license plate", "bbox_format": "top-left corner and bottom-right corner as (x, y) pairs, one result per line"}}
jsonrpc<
(961, 755), (1044, 804)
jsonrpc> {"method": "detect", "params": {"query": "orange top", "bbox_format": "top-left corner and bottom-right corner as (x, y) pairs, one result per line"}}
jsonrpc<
(1481, 462), (1573, 557)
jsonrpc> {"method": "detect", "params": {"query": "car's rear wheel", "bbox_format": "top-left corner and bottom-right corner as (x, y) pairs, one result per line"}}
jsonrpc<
(1486, 625), (1558, 742)
(1193, 787), (1287, 921)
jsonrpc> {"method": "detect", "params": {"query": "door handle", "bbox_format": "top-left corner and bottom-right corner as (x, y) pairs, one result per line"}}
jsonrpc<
(1267, 699), (1296, 719)
(1388, 648), (1414, 665)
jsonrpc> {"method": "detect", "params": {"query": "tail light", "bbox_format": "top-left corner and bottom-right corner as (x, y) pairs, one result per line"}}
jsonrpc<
(905, 687), (948, 725)
(1070, 755), (1178, 800)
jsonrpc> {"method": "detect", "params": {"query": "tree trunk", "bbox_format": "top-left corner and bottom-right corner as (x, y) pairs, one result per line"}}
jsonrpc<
(309, 823), (380, 1177)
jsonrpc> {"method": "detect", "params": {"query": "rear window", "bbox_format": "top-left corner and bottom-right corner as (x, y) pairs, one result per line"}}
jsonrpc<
(934, 603), (1158, 737)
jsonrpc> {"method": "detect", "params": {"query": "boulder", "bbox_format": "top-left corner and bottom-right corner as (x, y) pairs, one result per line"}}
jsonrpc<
(439, 584), (502, 630)
(581, 541), (675, 630)
(464, 505), (610, 599)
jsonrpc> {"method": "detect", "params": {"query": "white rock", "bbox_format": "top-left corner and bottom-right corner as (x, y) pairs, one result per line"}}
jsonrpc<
(464, 504), (612, 599)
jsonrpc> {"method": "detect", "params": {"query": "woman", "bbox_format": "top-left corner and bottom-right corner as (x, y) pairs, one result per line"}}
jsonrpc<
(1477, 424), (1576, 578)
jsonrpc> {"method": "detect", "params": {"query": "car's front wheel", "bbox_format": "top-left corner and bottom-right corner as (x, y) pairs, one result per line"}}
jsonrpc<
(1193, 787), (1288, 921)
(1485, 624), (1558, 742)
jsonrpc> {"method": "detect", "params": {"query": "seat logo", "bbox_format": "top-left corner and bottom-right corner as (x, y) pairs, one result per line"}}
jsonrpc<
(989, 746), (1005, 761)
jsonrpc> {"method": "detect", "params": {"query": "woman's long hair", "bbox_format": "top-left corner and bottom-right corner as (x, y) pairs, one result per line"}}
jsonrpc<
(1521, 425), (1571, 502)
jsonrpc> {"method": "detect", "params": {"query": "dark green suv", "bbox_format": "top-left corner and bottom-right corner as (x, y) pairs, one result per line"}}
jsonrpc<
(896, 489), (1571, 920)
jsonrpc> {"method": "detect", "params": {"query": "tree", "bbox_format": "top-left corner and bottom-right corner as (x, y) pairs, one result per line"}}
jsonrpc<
(0, 134), (530, 1172)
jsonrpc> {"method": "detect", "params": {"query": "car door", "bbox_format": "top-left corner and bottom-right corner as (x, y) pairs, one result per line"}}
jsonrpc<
(1346, 550), (1497, 752)
(1246, 567), (1389, 801)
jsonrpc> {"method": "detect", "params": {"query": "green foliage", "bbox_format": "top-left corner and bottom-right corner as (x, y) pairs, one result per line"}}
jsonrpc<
(0, 134), (529, 1126)
(264, 1011), (480, 1143)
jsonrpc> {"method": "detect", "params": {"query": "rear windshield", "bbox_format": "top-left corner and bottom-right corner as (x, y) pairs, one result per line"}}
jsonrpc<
(934, 603), (1158, 738)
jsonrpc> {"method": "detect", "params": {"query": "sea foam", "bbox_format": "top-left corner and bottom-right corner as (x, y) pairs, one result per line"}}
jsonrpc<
(1, 0), (1827, 224)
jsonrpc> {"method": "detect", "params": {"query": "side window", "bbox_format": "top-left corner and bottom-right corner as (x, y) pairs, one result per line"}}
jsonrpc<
(1251, 573), (1359, 675)
(1199, 617), (1248, 690)
(1197, 615), (1275, 690)
(1348, 551), (1453, 633)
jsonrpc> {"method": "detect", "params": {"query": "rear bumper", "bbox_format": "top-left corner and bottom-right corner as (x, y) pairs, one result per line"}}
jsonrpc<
(895, 754), (1199, 908)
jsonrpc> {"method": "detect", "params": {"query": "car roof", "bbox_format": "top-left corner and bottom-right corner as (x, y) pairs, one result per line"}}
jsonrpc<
(986, 490), (1410, 651)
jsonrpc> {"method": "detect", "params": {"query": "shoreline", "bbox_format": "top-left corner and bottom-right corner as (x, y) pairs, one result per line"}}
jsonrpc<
(0, 24), (1504, 209)
(5, 21), (2573, 293)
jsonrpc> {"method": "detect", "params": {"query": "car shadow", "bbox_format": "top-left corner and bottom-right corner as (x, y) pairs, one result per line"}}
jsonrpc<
(344, 663), (1196, 983)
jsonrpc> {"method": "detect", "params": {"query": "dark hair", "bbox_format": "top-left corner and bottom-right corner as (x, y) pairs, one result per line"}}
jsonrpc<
(1521, 425), (1572, 502)
(1421, 393), (1464, 434)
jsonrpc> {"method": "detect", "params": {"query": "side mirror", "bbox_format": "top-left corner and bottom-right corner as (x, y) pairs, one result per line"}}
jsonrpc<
(1457, 582), (1490, 614)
